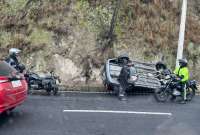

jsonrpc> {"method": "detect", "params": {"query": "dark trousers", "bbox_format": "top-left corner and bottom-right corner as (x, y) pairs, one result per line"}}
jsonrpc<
(118, 80), (128, 96)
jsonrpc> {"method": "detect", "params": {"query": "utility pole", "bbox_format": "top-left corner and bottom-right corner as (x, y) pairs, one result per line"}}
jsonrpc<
(108, 0), (121, 39)
(102, 0), (121, 53)
(176, 0), (187, 67)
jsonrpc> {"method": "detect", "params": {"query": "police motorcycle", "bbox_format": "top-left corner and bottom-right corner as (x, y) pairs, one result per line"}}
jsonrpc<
(25, 67), (60, 95)
(5, 48), (60, 95)
(154, 62), (197, 102)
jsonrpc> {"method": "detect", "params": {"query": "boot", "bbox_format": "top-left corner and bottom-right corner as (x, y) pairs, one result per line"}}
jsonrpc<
(180, 88), (187, 104)
(118, 93), (127, 101)
(118, 86), (127, 101)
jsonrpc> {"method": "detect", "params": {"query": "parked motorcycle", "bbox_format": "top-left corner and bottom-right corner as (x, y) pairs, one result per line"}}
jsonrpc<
(154, 73), (197, 102)
(25, 69), (60, 95)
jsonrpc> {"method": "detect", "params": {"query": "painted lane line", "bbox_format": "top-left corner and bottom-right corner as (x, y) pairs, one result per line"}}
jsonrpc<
(63, 110), (172, 116)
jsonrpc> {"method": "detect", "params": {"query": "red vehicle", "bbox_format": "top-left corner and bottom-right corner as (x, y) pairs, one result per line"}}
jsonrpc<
(0, 61), (27, 114)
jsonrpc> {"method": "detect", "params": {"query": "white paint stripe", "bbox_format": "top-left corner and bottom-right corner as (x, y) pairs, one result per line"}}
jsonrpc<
(63, 110), (172, 116)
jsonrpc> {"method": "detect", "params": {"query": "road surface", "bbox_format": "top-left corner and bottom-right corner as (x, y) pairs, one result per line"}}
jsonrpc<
(0, 93), (200, 135)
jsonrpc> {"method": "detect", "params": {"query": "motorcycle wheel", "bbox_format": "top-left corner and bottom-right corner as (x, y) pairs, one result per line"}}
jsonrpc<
(112, 85), (120, 95)
(186, 87), (195, 101)
(104, 83), (113, 91)
(27, 85), (33, 94)
(154, 88), (169, 102)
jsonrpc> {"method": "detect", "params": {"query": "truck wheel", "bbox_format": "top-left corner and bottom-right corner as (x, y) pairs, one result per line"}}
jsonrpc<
(113, 86), (119, 95)
(105, 84), (113, 91)
(53, 87), (58, 96)
(46, 89), (51, 95)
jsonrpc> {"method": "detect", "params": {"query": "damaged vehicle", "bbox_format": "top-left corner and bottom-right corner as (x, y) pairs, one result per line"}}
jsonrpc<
(101, 55), (161, 93)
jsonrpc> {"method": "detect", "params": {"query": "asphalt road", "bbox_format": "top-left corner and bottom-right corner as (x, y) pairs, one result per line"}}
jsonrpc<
(0, 93), (200, 135)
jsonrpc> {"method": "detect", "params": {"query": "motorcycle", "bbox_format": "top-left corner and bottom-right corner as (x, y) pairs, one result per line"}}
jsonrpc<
(154, 73), (197, 102)
(25, 69), (60, 95)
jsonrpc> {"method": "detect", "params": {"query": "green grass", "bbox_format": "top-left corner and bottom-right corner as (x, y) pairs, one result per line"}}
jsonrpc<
(75, 1), (112, 32)
(0, 0), (27, 15)
(0, 31), (12, 46)
(28, 28), (53, 45)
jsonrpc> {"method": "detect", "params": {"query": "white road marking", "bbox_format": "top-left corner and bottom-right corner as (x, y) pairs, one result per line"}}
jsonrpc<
(63, 110), (172, 116)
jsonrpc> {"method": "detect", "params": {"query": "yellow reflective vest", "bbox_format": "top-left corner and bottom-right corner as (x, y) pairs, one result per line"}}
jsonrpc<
(174, 66), (189, 83)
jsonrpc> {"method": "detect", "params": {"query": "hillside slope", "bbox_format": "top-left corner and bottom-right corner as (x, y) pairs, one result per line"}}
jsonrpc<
(0, 0), (200, 88)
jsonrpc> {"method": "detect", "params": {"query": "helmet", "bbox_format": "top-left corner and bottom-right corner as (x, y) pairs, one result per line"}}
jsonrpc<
(179, 58), (188, 67)
(118, 54), (130, 61)
(9, 48), (21, 56)
(118, 54), (130, 65)
(155, 61), (167, 71)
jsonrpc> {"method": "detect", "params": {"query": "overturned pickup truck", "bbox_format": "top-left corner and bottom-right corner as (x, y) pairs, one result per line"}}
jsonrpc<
(101, 55), (161, 92)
